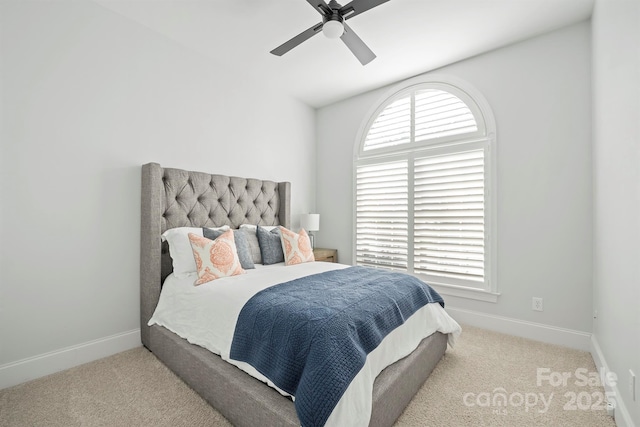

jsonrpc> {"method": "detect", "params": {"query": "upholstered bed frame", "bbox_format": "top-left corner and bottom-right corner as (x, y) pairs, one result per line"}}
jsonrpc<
(140, 162), (447, 426)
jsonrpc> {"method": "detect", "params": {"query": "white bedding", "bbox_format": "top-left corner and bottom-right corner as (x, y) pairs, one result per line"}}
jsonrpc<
(148, 262), (461, 426)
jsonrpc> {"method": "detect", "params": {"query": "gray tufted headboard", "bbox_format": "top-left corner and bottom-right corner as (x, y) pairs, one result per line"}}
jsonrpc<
(139, 162), (291, 347)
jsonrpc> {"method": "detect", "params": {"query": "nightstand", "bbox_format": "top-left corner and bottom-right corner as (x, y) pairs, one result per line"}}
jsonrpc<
(313, 248), (338, 263)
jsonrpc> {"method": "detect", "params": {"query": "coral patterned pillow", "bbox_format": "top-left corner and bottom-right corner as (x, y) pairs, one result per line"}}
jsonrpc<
(188, 230), (244, 285)
(279, 226), (315, 266)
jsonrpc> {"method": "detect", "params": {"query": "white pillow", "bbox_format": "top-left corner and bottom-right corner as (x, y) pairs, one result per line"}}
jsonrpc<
(162, 226), (229, 277)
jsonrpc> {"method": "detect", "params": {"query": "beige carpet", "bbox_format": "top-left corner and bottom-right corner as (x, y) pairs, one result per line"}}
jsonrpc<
(0, 325), (616, 427)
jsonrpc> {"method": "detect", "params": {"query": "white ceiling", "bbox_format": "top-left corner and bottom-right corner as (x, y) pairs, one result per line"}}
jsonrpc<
(95, 0), (594, 108)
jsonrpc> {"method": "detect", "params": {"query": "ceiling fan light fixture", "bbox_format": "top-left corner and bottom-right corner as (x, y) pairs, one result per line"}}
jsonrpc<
(322, 19), (344, 39)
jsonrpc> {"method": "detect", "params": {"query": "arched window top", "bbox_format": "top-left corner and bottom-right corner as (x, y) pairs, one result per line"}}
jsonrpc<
(360, 82), (487, 155)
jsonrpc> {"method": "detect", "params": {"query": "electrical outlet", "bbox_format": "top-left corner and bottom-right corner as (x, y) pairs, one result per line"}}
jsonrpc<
(606, 401), (615, 417)
(630, 370), (636, 401)
(532, 297), (543, 311)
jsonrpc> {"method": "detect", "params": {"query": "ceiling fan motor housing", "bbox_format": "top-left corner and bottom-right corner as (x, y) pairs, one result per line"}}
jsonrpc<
(323, 3), (344, 24)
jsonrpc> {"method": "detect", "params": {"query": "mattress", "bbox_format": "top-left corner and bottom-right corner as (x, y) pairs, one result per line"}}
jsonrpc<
(148, 262), (461, 426)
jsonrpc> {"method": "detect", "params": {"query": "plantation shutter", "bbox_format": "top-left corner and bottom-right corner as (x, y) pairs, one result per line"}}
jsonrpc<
(414, 89), (478, 142)
(362, 95), (411, 151)
(355, 160), (408, 270)
(363, 90), (478, 152)
(413, 150), (485, 284)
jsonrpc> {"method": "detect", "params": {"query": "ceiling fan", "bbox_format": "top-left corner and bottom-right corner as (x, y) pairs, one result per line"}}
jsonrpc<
(270, 0), (391, 66)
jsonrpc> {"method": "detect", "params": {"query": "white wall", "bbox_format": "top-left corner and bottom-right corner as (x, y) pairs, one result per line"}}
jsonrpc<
(0, 0), (315, 378)
(591, 0), (640, 425)
(317, 23), (593, 334)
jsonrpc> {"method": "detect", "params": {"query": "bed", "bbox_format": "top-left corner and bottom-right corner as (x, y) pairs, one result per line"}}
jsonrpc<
(140, 162), (460, 427)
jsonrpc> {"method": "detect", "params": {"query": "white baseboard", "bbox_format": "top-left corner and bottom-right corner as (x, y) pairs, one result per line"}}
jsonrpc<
(446, 306), (592, 351)
(0, 329), (141, 390)
(591, 335), (634, 427)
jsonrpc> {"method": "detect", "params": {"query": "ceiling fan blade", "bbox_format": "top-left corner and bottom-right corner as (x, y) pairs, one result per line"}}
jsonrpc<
(271, 22), (323, 56)
(306, 0), (332, 16)
(340, 0), (390, 21)
(340, 22), (376, 65)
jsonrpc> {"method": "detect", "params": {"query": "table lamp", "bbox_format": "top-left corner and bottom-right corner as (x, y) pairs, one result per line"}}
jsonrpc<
(300, 213), (320, 248)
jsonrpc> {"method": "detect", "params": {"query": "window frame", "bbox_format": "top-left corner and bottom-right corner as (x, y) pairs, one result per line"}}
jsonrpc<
(353, 75), (499, 302)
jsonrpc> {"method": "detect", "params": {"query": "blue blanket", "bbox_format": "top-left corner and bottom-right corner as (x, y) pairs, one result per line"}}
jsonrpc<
(230, 266), (444, 426)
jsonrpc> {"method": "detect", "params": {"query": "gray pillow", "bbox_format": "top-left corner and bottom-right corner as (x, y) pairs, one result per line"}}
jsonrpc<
(256, 226), (284, 265)
(202, 228), (255, 270)
(238, 227), (262, 264)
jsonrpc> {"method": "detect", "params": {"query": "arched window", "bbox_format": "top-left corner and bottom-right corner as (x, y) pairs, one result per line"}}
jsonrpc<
(355, 78), (497, 301)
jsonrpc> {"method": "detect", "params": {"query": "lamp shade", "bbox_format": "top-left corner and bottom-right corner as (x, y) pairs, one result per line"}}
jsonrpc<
(300, 213), (320, 232)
